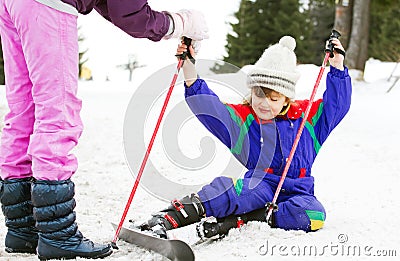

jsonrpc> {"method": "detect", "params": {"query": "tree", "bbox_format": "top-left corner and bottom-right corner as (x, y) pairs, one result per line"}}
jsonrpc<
(224, 0), (309, 68)
(306, 0), (335, 64)
(0, 37), (4, 85)
(333, 0), (400, 69)
(345, 0), (370, 70)
(78, 27), (89, 79)
(117, 55), (145, 81)
(369, 0), (400, 62)
(333, 0), (353, 49)
(224, 0), (258, 67)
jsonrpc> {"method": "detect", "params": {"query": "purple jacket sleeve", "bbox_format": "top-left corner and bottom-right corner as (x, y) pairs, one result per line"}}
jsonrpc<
(62, 0), (170, 41)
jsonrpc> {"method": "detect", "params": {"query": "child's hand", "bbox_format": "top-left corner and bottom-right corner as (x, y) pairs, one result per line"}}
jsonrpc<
(176, 39), (199, 61)
(176, 39), (199, 87)
(328, 38), (345, 70)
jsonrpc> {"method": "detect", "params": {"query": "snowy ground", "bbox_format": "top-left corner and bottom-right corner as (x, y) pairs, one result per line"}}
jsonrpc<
(0, 60), (399, 260)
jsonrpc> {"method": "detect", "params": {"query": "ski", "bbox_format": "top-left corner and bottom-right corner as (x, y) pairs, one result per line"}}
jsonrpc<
(111, 223), (195, 261)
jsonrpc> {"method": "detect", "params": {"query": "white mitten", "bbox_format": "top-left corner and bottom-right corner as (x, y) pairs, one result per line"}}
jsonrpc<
(164, 9), (209, 40)
(191, 40), (201, 55)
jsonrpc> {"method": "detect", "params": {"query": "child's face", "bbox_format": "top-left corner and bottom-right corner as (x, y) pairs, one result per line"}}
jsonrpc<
(251, 87), (288, 120)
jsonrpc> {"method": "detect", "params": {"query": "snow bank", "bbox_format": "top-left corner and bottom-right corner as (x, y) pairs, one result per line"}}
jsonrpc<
(364, 58), (400, 83)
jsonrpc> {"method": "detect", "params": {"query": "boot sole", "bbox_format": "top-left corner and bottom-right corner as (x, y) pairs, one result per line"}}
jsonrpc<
(5, 247), (37, 254)
(38, 249), (113, 260)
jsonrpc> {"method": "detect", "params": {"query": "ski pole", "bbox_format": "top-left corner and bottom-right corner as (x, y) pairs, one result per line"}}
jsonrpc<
(112, 37), (193, 249)
(265, 30), (341, 224)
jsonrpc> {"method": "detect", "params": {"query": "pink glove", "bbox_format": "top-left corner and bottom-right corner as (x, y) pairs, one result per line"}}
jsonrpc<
(164, 9), (209, 41)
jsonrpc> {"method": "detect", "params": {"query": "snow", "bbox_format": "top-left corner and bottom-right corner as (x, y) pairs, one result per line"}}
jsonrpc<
(0, 59), (399, 260)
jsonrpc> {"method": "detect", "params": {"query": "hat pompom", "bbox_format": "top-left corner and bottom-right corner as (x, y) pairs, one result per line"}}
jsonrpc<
(279, 36), (296, 51)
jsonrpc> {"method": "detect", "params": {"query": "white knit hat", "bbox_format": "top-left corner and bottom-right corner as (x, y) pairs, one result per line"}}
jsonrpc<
(247, 36), (300, 99)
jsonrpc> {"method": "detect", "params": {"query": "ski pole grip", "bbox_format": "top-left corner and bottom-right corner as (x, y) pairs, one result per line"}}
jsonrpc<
(176, 37), (194, 61)
(183, 37), (192, 59)
(325, 29), (341, 58)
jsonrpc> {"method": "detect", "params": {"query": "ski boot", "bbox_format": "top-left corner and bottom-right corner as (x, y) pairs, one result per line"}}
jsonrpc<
(137, 218), (169, 239)
(196, 207), (274, 239)
(196, 216), (242, 240)
(139, 194), (205, 239)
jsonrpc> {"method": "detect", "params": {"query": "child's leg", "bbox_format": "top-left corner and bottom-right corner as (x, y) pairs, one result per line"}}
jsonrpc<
(274, 195), (326, 232)
(198, 195), (325, 239)
(142, 176), (272, 237)
(7, 0), (83, 181)
(198, 207), (269, 239)
(0, 3), (34, 180)
(197, 176), (274, 218)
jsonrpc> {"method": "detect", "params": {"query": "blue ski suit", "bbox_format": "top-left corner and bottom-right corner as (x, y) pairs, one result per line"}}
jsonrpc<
(185, 66), (352, 232)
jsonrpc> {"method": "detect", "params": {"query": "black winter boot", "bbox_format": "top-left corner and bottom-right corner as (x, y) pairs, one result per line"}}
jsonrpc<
(141, 194), (205, 238)
(31, 179), (112, 260)
(0, 178), (38, 254)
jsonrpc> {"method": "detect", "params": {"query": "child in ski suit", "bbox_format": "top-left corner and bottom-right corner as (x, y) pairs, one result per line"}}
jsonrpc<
(141, 35), (351, 239)
(0, 0), (207, 259)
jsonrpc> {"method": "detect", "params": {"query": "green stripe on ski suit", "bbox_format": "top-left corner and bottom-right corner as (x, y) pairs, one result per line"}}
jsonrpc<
(232, 178), (244, 196)
(305, 210), (325, 221)
(305, 210), (325, 231)
(311, 102), (324, 126)
(225, 105), (255, 155)
(302, 102), (324, 154)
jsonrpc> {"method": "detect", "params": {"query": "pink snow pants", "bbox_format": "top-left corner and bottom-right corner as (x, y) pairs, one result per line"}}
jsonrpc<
(0, 0), (82, 180)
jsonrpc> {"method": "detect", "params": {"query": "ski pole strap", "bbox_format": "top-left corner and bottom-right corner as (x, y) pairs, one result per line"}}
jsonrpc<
(333, 47), (346, 58)
(265, 202), (278, 226)
(265, 202), (278, 212)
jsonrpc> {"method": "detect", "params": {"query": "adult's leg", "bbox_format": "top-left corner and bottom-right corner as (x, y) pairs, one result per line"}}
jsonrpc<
(32, 179), (112, 259)
(4, 0), (111, 258)
(0, 0), (37, 253)
(0, 0), (34, 180)
(0, 178), (38, 253)
(15, 0), (83, 181)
